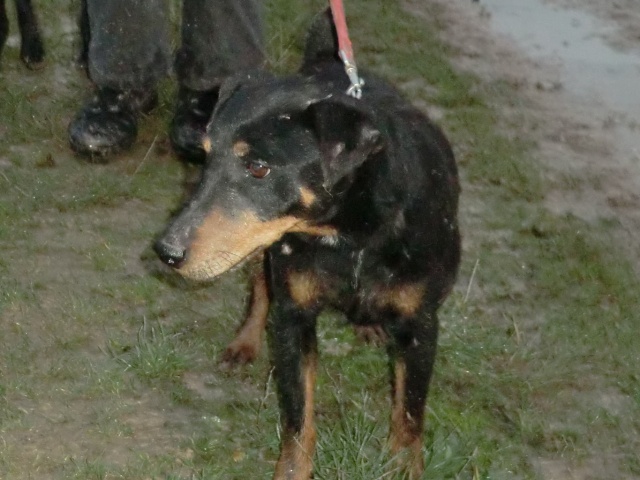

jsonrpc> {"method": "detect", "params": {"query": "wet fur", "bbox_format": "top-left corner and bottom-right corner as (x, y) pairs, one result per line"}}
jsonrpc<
(155, 9), (461, 480)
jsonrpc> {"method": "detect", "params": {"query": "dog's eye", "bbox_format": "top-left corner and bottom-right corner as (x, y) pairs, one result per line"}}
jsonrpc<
(247, 161), (271, 179)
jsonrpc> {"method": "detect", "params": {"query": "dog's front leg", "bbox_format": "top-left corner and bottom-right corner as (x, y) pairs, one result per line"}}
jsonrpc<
(387, 309), (439, 479)
(269, 295), (318, 480)
(221, 266), (270, 365)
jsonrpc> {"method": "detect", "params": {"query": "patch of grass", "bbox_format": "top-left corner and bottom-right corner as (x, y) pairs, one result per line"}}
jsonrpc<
(64, 454), (196, 480)
(314, 393), (399, 480)
(0, 383), (22, 429)
(109, 319), (189, 382)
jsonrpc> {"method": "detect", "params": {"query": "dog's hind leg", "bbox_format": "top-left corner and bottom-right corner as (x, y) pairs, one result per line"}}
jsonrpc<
(387, 310), (439, 479)
(14, 0), (43, 68)
(221, 267), (270, 366)
(353, 324), (388, 345)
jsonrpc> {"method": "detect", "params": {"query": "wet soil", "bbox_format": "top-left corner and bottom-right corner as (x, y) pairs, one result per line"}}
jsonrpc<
(423, 0), (640, 271)
(415, 0), (640, 477)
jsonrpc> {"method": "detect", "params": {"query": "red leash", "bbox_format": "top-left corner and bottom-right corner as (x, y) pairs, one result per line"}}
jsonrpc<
(329, 0), (364, 99)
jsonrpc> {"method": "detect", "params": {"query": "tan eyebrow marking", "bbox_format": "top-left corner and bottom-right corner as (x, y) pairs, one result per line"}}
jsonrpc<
(233, 140), (250, 157)
(202, 137), (212, 154)
(299, 187), (317, 209)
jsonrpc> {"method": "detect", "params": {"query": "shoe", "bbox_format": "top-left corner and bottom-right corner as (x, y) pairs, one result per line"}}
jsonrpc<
(169, 87), (218, 163)
(68, 87), (158, 161)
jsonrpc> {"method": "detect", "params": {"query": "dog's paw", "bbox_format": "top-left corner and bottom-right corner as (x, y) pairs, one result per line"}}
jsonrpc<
(219, 339), (260, 369)
(21, 36), (45, 70)
(354, 325), (388, 346)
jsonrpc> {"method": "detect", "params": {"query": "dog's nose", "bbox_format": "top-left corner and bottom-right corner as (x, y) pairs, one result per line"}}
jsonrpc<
(154, 238), (186, 268)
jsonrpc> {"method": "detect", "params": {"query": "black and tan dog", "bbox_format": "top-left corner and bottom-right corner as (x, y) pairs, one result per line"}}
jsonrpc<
(155, 10), (460, 480)
(0, 0), (44, 68)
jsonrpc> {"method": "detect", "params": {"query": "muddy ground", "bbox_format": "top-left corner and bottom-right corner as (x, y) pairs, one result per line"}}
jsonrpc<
(425, 0), (640, 477)
(427, 0), (640, 270)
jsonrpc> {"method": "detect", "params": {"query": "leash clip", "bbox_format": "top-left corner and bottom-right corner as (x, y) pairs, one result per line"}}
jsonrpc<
(339, 50), (364, 99)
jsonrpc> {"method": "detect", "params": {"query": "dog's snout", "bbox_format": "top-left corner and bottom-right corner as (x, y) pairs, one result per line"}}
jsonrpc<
(154, 237), (186, 268)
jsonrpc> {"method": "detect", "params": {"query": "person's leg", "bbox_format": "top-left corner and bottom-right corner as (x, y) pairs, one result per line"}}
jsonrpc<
(176, 0), (265, 91)
(170, 0), (265, 162)
(69, 0), (171, 160)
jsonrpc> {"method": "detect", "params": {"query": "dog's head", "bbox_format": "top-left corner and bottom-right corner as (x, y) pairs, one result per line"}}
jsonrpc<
(154, 73), (384, 281)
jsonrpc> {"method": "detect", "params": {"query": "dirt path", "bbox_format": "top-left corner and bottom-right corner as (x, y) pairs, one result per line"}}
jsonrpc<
(552, 0), (640, 52)
(406, 2), (640, 478)
(418, 0), (640, 270)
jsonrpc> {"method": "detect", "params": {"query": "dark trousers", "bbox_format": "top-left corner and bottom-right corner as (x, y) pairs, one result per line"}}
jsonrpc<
(87, 0), (265, 92)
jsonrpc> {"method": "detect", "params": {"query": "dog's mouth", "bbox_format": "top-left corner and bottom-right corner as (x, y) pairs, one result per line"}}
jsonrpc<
(175, 210), (303, 281)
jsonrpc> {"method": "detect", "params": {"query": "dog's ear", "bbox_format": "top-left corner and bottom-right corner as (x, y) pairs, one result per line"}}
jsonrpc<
(302, 8), (339, 68)
(307, 98), (384, 189)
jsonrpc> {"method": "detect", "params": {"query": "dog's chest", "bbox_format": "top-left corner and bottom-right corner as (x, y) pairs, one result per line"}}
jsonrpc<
(271, 234), (426, 322)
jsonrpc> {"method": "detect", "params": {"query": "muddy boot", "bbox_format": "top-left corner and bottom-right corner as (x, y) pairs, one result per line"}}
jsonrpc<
(169, 87), (219, 163)
(68, 87), (158, 161)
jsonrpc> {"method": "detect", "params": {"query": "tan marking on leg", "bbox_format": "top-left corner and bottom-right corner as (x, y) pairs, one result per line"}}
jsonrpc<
(274, 352), (317, 480)
(221, 266), (269, 365)
(287, 271), (322, 309)
(389, 359), (408, 454)
(299, 187), (317, 209)
(389, 359), (424, 479)
(233, 140), (250, 157)
(374, 283), (426, 317)
(202, 137), (212, 154)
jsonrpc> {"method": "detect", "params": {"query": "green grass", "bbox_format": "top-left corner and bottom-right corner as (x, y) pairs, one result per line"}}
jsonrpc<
(1, 0), (639, 479)
(108, 318), (190, 382)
